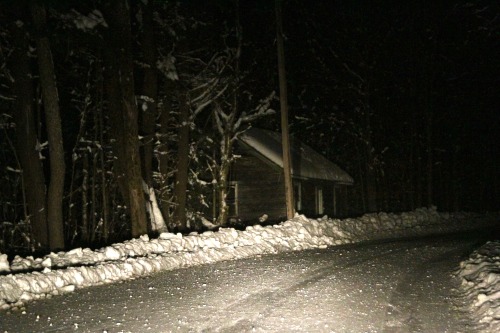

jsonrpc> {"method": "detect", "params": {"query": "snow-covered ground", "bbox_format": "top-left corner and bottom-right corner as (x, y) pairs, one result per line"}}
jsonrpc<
(1, 207), (499, 331)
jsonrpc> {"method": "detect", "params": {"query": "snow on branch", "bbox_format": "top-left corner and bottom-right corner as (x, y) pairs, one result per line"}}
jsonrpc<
(328, 46), (365, 84)
(61, 9), (108, 32)
(239, 91), (276, 124)
(188, 54), (235, 117)
(157, 52), (179, 81)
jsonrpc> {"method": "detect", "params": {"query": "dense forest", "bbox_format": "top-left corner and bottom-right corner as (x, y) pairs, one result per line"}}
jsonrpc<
(0, 0), (498, 254)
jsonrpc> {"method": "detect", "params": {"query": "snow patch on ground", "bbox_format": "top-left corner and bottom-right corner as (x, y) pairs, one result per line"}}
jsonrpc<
(458, 241), (500, 333)
(0, 207), (498, 331)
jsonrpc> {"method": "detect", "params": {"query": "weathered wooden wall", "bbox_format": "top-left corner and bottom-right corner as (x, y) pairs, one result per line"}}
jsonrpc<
(232, 155), (287, 222)
(218, 148), (351, 223)
(231, 155), (348, 222)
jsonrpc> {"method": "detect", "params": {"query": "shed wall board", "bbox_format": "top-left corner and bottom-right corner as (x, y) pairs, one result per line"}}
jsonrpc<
(232, 156), (287, 222)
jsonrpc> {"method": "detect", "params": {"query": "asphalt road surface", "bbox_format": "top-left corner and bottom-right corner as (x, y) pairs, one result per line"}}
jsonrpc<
(0, 233), (487, 333)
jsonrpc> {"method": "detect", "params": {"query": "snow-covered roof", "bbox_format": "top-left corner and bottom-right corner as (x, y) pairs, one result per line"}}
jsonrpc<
(237, 128), (354, 185)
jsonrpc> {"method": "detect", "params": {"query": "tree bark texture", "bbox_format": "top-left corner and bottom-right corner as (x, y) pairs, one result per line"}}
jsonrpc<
(140, 0), (158, 187)
(9, 19), (49, 249)
(103, 0), (148, 238)
(172, 92), (190, 230)
(102, 46), (128, 203)
(31, 1), (65, 250)
(216, 133), (234, 226)
(158, 93), (172, 224)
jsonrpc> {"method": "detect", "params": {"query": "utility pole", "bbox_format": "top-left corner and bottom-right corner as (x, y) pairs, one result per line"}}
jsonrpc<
(275, 0), (295, 219)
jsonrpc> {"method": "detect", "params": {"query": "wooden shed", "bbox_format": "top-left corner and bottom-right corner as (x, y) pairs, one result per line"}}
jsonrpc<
(219, 128), (353, 223)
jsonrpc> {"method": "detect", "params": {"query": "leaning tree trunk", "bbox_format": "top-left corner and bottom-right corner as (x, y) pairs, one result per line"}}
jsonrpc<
(31, 1), (65, 250)
(9, 18), (49, 250)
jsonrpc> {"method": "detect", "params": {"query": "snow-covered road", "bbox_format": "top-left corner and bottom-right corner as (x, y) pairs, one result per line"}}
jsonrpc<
(0, 232), (487, 333)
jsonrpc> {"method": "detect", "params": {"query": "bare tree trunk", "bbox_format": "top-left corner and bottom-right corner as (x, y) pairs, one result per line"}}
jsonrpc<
(423, 37), (437, 208)
(90, 151), (98, 242)
(124, 99), (148, 237)
(172, 92), (190, 230)
(103, 0), (148, 238)
(81, 152), (89, 242)
(9, 18), (49, 250)
(452, 145), (460, 212)
(365, 156), (377, 212)
(158, 94), (171, 224)
(425, 109), (433, 207)
(140, 0), (158, 187)
(96, 60), (109, 242)
(103, 46), (128, 203)
(215, 0), (241, 226)
(416, 145), (423, 208)
(356, 143), (366, 212)
(408, 118), (416, 210)
(31, 1), (65, 250)
(215, 133), (234, 226)
(363, 107), (377, 213)
(99, 126), (109, 242)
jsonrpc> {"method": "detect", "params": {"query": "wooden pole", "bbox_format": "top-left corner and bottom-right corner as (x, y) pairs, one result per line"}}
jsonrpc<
(275, 0), (295, 219)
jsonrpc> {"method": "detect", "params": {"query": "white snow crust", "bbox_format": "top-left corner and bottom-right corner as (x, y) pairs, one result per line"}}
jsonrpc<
(0, 207), (498, 331)
(458, 240), (500, 333)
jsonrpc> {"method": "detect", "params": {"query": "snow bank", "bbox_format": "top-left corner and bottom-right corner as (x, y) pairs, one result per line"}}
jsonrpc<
(0, 207), (497, 310)
(458, 241), (500, 332)
(0, 254), (9, 273)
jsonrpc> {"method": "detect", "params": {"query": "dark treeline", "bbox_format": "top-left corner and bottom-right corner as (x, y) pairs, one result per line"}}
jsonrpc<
(279, 0), (499, 215)
(0, 0), (497, 254)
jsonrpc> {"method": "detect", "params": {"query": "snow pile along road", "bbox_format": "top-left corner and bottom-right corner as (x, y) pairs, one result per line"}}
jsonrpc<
(0, 207), (497, 311)
(459, 241), (500, 333)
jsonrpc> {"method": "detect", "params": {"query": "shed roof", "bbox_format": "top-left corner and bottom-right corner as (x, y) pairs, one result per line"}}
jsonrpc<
(237, 128), (354, 185)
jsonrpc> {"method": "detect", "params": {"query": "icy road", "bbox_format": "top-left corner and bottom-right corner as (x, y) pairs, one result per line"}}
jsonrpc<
(0, 233), (486, 333)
